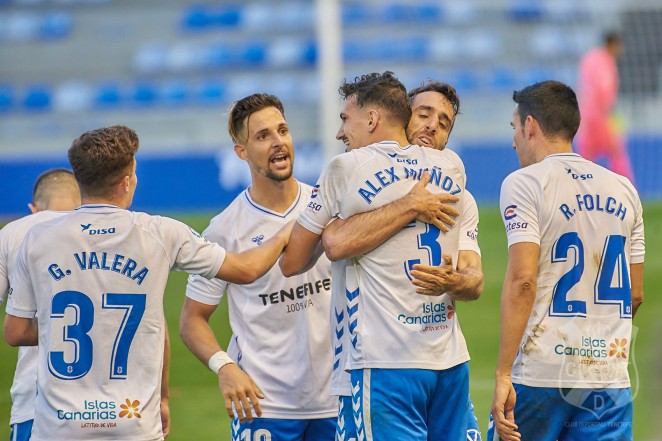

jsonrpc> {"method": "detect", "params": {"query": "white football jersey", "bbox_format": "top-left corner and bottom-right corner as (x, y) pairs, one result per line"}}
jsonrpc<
(1, 210), (69, 425)
(500, 153), (645, 388)
(186, 182), (337, 419)
(330, 189), (481, 396)
(6, 204), (226, 441)
(299, 141), (470, 370)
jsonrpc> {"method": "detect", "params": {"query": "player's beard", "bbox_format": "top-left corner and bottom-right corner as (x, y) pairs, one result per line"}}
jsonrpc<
(264, 156), (294, 182)
(265, 166), (293, 182)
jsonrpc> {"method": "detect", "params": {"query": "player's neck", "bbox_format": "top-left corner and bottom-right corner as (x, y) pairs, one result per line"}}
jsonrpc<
(373, 130), (410, 147)
(536, 140), (574, 162)
(80, 194), (128, 209)
(248, 177), (299, 214)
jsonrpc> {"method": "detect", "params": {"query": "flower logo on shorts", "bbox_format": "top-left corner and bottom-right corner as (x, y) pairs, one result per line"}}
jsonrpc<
(447, 304), (455, 320)
(119, 399), (141, 419)
(608, 338), (628, 359)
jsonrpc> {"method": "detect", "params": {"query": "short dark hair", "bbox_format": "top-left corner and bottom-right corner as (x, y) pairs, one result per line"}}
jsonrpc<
(512, 81), (580, 142)
(228, 93), (285, 144)
(68, 125), (139, 197)
(32, 168), (77, 205)
(408, 81), (461, 117)
(604, 31), (621, 46)
(339, 71), (411, 127)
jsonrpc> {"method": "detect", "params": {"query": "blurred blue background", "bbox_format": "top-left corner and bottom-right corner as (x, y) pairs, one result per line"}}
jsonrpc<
(1, 0), (661, 218)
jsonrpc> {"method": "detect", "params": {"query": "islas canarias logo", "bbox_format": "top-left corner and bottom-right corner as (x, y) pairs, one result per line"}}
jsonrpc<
(119, 399), (141, 419)
(608, 338), (628, 359)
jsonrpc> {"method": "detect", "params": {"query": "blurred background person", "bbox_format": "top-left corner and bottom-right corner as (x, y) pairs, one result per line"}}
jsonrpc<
(576, 31), (635, 184)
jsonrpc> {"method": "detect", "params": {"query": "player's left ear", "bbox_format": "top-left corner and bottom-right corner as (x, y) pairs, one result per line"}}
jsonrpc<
(28, 202), (38, 214)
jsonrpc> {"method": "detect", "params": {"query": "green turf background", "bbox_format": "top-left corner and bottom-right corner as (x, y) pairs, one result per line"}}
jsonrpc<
(1, 203), (660, 440)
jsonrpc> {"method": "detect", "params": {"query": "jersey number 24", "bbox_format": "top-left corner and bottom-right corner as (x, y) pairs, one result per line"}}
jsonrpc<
(550, 233), (631, 319)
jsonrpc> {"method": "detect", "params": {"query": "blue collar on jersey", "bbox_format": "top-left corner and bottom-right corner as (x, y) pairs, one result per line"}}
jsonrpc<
(244, 181), (302, 219)
(544, 153), (581, 160)
(76, 204), (121, 209)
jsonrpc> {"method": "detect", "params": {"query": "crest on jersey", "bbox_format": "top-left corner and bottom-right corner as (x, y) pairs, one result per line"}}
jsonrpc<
(555, 319), (639, 419)
(503, 205), (517, 220)
(310, 184), (320, 199)
(251, 234), (264, 246)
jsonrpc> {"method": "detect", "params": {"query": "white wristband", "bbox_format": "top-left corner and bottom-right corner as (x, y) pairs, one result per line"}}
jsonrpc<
(208, 351), (235, 374)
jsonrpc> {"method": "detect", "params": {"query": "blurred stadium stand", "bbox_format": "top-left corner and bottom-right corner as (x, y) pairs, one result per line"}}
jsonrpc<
(1, 0), (661, 217)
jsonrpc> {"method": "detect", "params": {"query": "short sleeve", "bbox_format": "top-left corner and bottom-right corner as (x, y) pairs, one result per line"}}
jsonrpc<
(499, 171), (541, 246)
(165, 219), (226, 279)
(458, 191), (480, 255)
(5, 238), (37, 318)
(630, 195), (645, 264)
(0, 226), (10, 305)
(297, 155), (346, 235)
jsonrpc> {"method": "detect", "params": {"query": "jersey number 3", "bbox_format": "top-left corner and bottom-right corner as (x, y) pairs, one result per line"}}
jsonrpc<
(550, 233), (631, 319)
(404, 222), (442, 280)
(49, 291), (146, 380)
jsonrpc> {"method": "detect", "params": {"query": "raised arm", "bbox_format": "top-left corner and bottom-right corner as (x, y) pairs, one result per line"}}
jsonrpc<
(179, 298), (263, 423)
(321, 172), (459, 261)
(216, 221), (293, 284)
(491, 242), (539, 441)
(279, 223), (325, 277)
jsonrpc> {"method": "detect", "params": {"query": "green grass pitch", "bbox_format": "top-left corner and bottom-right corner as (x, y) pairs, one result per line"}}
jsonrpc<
(1, 203), (660, 440)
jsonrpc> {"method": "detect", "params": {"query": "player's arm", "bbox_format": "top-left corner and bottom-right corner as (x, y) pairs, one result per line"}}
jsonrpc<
(279, 223), (325, 277)
(4, 315), (38, 346)
(179, 298), (263, 423)
(321, 171), (459, 261)
(161, 324), (171, 438)
(216, 221), (293, 284)
(409, 250), (483, 301)
(491, 241), (539, 441)
(631, 263), (644, 316)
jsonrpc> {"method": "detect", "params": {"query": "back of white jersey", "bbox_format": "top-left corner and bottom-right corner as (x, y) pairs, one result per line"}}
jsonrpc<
(1, 211), (68, 425)
(299, 142), (469, 370)
(7, 205), (225, 440)
(186, 183), (337, 419)
(500, 154), (644, 388)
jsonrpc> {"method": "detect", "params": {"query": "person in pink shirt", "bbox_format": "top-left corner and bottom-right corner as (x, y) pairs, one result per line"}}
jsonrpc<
(577, 32), (635, 184)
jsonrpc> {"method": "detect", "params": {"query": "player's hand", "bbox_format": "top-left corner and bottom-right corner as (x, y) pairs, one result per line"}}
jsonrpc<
(406, 171), (459, 233)
(218, 363), (265, 423)
(410, 255), (457, 296)
(491, 375), (521, 441)
(160, 398), (171, 438)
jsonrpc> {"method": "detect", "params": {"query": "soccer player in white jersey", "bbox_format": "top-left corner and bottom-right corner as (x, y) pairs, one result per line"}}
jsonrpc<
(489, 81), (644, 441)
(281, 72), (472, 440)
(0, 169), (80, 441)
(180, 93), (337, 440)
(320, 81), (484, 441)
(3, 125), (293, 441)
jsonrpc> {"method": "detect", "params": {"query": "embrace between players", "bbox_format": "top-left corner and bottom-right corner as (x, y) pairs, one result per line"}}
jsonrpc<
(2, 71), (644, 441)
